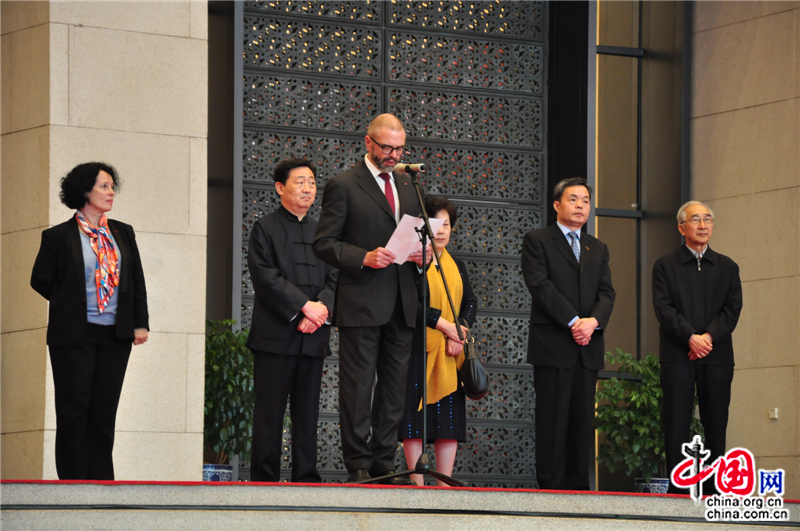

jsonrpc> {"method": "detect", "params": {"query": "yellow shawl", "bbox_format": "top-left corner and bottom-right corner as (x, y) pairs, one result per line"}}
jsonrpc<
(420, 248), (465, 409)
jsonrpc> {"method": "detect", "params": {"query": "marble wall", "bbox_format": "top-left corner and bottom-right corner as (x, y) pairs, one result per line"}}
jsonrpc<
(690, 1), (800, 499)
(1, 1), (207, 480)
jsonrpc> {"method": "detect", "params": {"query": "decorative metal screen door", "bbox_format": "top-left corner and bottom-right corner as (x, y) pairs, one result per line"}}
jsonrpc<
(235, 0), (546, 487)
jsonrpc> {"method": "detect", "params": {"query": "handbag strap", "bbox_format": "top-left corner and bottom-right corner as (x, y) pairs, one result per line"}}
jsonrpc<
(459, 317), (477, 361)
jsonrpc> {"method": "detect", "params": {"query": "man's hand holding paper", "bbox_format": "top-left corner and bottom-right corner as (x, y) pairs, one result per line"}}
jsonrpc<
(386, 214), (444, 265)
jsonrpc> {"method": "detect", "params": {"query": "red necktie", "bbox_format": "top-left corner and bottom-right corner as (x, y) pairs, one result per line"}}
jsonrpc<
(379, 173), (396, 216)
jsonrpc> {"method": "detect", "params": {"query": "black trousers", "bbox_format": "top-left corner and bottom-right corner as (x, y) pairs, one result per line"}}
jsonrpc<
(251, 351), (324, 483)
(48, 324), (132, 480)
(661, 362), (734, 494)
(338, 298), (414, 475)
(533, 362), (598, 490)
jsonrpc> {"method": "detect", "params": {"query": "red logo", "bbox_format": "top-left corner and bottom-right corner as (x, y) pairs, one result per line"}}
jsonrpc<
(671, 436), (756, 499)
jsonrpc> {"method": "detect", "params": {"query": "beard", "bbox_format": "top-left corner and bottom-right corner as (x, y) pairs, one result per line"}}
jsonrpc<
(369, 152), (397, 172)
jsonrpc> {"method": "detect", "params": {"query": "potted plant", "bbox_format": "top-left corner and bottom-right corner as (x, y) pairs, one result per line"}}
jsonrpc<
(203, 319), (254, 481)
(594, 349), (703, 493)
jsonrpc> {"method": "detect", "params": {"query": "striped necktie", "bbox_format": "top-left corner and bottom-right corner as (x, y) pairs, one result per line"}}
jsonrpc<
(568, 231), (580, 262)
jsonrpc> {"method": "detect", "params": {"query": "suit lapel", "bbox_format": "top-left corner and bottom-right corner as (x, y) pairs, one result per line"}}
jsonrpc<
(551, 225), (580, 270)
(579, 234), (590, 272)
(67, 216), (88, 302)
(353, 162), (395, 222)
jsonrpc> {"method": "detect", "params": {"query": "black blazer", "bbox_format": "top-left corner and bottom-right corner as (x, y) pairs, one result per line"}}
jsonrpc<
(246, 208), (338, 358)
(30, 216), (149, 347)
(521, 224), (616, 370)
(313, 160), (422, 328)
(652, 245), (742, 365)
(421, 257), (478, 330)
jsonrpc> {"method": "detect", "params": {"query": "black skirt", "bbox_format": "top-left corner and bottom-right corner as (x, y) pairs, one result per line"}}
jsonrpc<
(398, 325), (467, 443)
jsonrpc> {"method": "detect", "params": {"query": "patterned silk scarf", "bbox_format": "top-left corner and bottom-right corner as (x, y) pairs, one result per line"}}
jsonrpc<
(76, 211), (120, 313)
(420, 248), (464, 409)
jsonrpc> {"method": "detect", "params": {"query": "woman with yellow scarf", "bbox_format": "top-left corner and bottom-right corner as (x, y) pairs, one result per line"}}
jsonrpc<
(399, 196), (478, 486)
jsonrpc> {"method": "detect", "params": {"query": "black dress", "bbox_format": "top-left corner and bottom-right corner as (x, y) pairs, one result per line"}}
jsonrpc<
(398, 257), (478, 443)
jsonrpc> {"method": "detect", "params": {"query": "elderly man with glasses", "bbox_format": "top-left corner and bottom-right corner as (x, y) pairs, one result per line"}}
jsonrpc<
(314, 113), (431, 484)
(653, 200), (743, 494)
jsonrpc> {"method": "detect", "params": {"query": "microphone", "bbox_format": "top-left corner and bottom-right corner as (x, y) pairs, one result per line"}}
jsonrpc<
(393, 163), (427, 175)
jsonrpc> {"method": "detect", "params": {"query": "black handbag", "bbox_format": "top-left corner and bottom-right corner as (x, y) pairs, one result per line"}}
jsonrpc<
(457, 319), (489, 400)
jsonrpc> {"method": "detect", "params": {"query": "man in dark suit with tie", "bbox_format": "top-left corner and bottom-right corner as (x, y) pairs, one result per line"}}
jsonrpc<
(247, 158), (338, 483)
(653, 201), (742, 494)
(521, 177), (616, 490)
(313, 114), (430, 484)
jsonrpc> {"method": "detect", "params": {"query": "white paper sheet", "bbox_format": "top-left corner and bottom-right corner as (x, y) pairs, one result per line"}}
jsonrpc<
(385, 214), (445, 265)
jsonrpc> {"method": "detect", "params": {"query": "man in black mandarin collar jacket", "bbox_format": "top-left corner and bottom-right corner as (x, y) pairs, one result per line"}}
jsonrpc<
(522, 178), (615, 490)
(653, 201), (742, 494)
(246, 159), (337, 483)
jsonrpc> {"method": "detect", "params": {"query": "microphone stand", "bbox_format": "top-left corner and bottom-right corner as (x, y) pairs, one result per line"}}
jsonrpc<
(360, 167), (468, 487)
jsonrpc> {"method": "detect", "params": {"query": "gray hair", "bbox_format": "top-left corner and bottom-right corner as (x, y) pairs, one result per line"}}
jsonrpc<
(553, 177), (593, 202)
(676, 200), (715, 224)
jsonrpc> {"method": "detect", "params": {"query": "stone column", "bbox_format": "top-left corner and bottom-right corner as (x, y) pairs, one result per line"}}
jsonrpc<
(1, 1), (208, 480)
(690, 1), (800, 499)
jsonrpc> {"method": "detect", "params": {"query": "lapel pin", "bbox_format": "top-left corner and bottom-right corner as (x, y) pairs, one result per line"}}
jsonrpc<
(585, 246), (589, 251)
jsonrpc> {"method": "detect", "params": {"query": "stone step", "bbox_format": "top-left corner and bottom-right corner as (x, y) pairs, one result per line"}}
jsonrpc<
(1, 481), (796, 530)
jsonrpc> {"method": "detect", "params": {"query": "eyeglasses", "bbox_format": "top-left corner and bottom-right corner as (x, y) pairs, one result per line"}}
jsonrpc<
(682, 216), (714, 226)
(368, 135), (408, 156)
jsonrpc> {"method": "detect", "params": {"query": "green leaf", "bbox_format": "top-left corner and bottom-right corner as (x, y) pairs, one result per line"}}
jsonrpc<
(595, 351), (666, 478)
(204, 319), (255, 463)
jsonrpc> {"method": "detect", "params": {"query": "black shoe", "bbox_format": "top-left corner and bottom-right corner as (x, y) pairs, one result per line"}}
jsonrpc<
(384, 475), (416, 486)
(346, 469), (371, 483)
(369, 470), (416, 486)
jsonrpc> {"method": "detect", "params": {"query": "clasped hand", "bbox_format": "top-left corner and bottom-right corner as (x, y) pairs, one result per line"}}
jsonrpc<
(437, 319), (469, 357)
(571, 317), (598, 346)
(688, 332), (713, 360)
(298, 300), (328, 334)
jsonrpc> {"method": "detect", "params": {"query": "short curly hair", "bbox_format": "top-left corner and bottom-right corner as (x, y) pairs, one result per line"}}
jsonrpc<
(59, 162), (120, 210)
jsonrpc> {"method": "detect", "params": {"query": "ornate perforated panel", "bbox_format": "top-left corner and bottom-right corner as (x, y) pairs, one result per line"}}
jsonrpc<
(240, 301), (253, 331)
(245, 1), (381, 22)
(467, 372), (535, 421)
(455, 425), (535, 476)
(473, 316), (530, 366)
(319, 359), (340, 413)
(237, 1), (546, 488)
(316, 420), (347, 472)
(411, 146), (542, 203)
(244, 74), (381, 130)
(389, 88), (542, 148)
(451, 204), (542, 256)
(242, 188), (281, 243)
(464, 259), (530, 312)
(243, 17), (381, 77)
(389, 32), (543, 94)
(243, 132), (363, 183)
(388, 1), (544, 40)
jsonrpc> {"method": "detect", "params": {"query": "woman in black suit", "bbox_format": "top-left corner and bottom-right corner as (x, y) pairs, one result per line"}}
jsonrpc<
(31, 162), (149, 480)
(399, 195), (478, 486)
